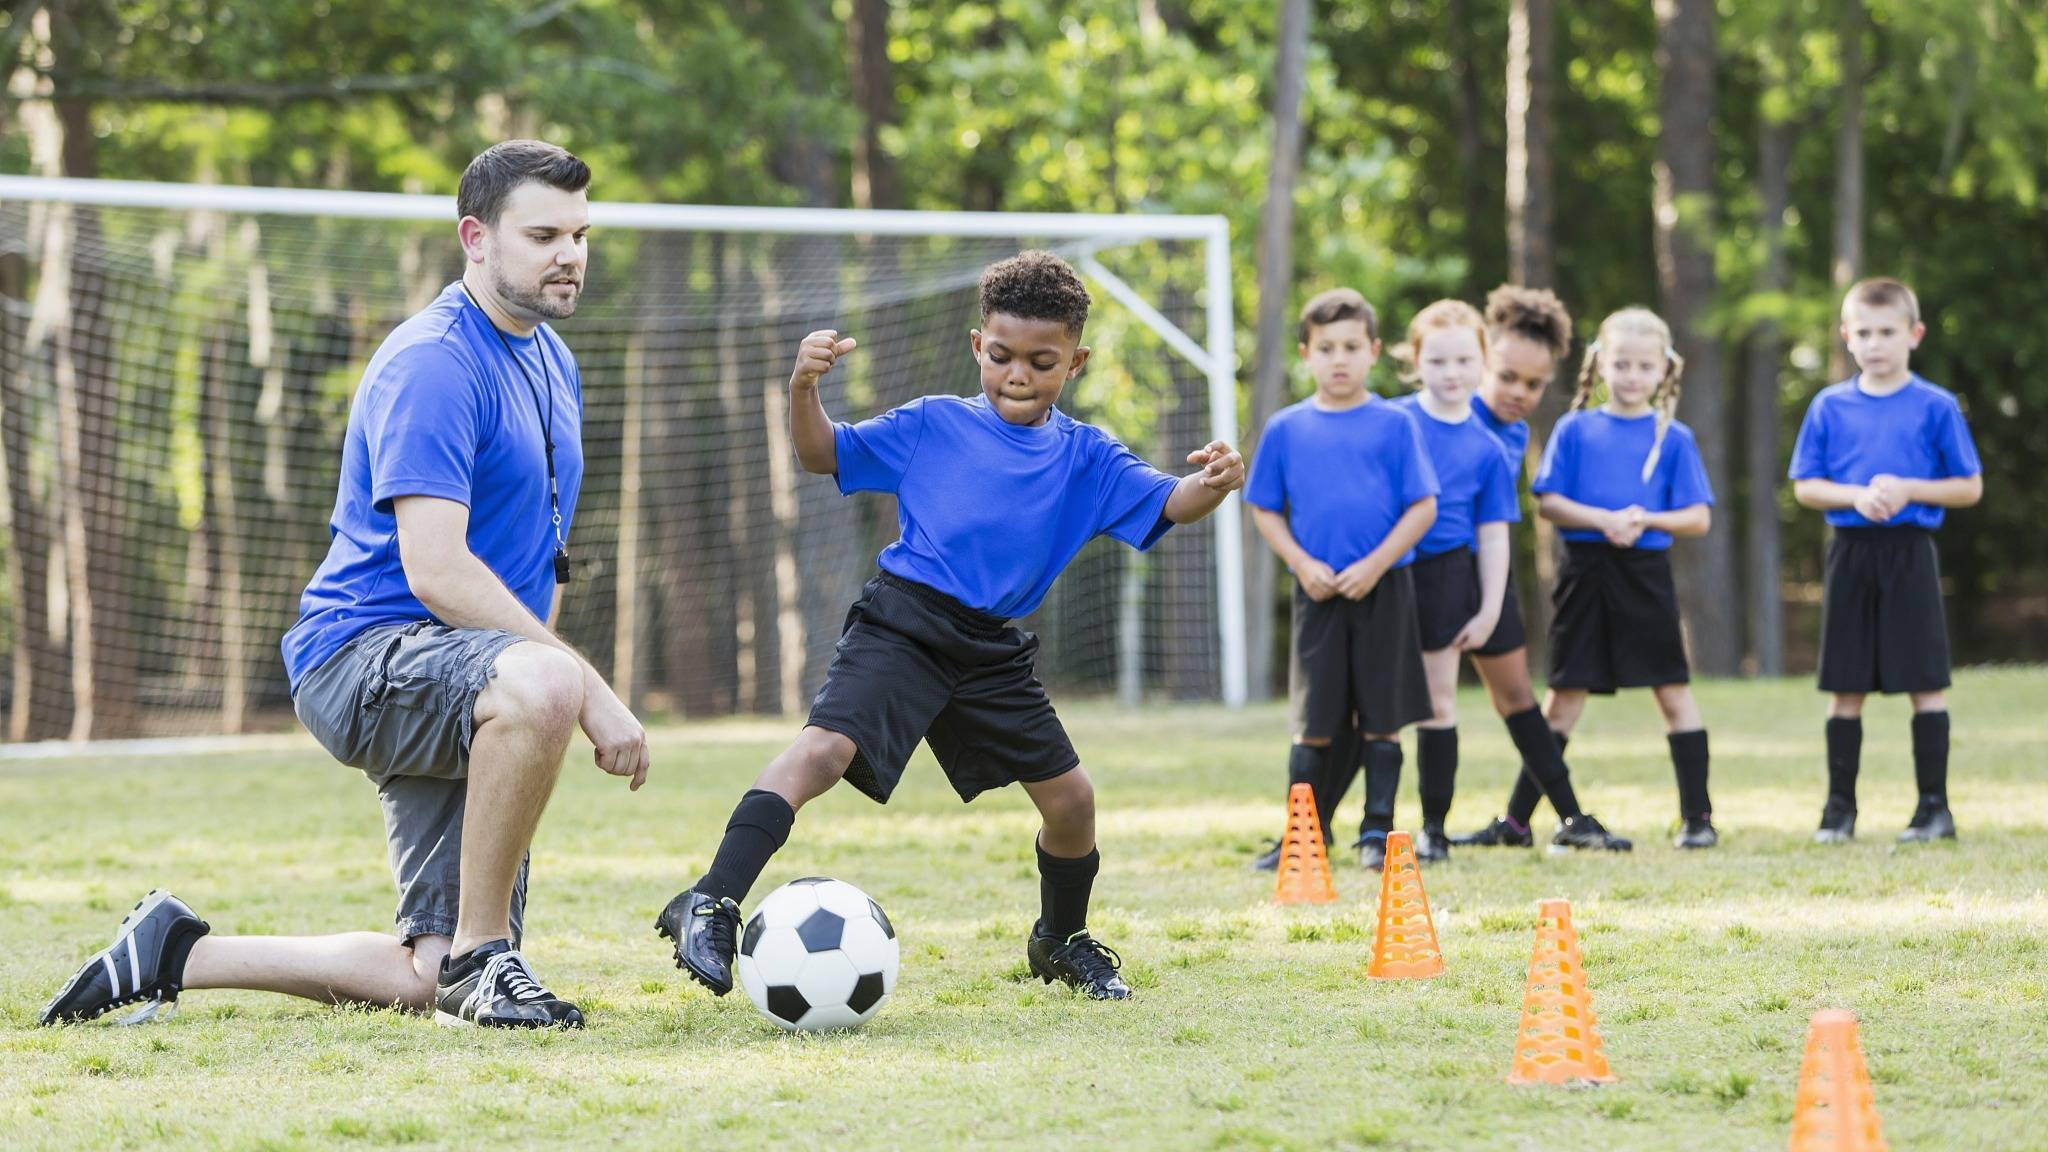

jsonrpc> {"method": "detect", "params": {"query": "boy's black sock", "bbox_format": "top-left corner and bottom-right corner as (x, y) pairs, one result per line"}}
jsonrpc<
(1668, 729), (1712, 821)
(1359, 739), (1403, 837)
(1417, 726), (1458, 829)
(1505, 709), (1580, 821)
(1911, 710), (1950, 802)
(1287, 742), (1333, 845)
(692, 789), (796, 903)
(1036, 842), (1100, 940)
(1318, 727), (1364, 837)
(1825, 716), (1863, 806)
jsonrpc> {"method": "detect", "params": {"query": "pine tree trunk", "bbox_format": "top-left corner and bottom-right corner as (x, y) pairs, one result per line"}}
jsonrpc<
(1828, 0), (1865, 382)
(1508, 0), (1563, 675)
(1747, 112), (1793, 676)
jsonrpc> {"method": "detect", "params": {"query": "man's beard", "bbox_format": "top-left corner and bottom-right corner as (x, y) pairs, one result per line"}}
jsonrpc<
(493, 263), (580, 321)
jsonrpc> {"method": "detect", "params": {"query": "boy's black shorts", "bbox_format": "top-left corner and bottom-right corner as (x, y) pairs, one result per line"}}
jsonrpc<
(1548, 542), (1690, 693)
(808, 572), (1080, 804)
(1817, 527), (1952, 695)
(1289, 566), (1432, 738)
(1411, 547), (1480, 652)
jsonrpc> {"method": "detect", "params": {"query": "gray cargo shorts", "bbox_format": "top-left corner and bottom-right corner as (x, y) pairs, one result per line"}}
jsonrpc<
(294, 620), (529, 944)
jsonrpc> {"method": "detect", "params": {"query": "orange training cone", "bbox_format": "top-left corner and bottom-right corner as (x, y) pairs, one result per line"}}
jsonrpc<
(1506, 898), (1616, 1085)
(1367, 831), (1444, 979)
(1272, 782), (1338, 904)
(1789, 1010), (1886, 1151)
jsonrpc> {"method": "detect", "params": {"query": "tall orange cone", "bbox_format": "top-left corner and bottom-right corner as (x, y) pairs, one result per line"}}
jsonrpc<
(1367, 831), (1444, 978)
(1272, 782), (1338, 904)
(1789, 1010), (1886, 1151)
(1506, 898), (1616, 1085)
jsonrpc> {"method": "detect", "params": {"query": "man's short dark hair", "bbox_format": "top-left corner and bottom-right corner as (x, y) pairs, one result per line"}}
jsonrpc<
(979, 250), (1092, 337)
(457, 140), (592, 225)
(1298, 288), (1378, 345)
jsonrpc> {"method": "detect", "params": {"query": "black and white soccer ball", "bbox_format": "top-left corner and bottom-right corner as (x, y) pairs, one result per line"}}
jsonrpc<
(736, 877), (899, 1032)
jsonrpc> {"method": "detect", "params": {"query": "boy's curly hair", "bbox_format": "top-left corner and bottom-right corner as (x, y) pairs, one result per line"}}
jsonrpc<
(979, 250), (1092, 337)
(1483, 284), (1574, 363)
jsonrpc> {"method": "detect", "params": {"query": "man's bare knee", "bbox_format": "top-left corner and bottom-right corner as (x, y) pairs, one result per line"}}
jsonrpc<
(476, 643), (584, 736)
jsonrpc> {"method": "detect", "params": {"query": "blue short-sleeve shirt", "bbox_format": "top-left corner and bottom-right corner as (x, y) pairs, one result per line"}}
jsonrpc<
(1532, 409), (1713, 551)
(282, 283), (584, 691)
(1471, 393), (1531, 469)
(1245, 397), (1441, 570)
(1787, 375), (1982, 530)
(833, 394), (1177, 617)
(1393, 394), (1520, 556)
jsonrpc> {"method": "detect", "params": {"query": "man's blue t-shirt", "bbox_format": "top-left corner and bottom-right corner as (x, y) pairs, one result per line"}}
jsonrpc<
(1532, 409), (1713, 551)
(1787, 375), (1982, 530)
(1393, 394), (1520, 557)
(281, 283), (584, 690)
(1471, 393), (1531, 469)
(833, 394), (1177, 618)
(1245, 398), (1440, 571)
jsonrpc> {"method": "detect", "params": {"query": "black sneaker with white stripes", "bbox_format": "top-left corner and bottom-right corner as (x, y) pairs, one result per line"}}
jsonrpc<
(433, 940), (583, 1029)
(39, 890), (211, 1026)
(1027, 923), (1133, 1000)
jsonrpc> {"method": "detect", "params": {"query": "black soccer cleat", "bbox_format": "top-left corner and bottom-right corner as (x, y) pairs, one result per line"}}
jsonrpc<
(1028, 923), (1132, 1000)
(1551, 813), (1634, 853)
(1896, 796), (1957, 844)
(1814, 796), (1857, 844)
(656, 888), (742, 996)
(1412, 824), (1450, 864)
(1674, 816), (1719, 850)
(433, 940), (582, 1029)
(1355, 831), (1388, 872)
(39, 890), (211, 1027)
(1450, 816), (1535, 848)
(1249, 838), (1282, 872)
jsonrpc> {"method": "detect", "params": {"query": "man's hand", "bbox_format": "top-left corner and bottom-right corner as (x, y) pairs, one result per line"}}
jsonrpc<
(1296, 558), (1341, 602)
(1450, 609), (1501, 651)
(791, 329), (858, 391)
(1853, 483), (1899, 523)
(580, 672), (650, 791)
(1185, 440), (1246, 492)
(1333, 554), (1388, 601)
(1603, 505), (1647, 548)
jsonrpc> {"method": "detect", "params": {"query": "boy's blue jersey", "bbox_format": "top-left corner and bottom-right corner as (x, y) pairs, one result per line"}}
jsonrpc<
(1532, 408), (1714, 551)
(1393, 394), (1520, 556)
(832, 393), (1177, 618)
(1787, 375), (1982, 530)
(1245, 397), (1440, 571)
(1471, 393), (1531, 469)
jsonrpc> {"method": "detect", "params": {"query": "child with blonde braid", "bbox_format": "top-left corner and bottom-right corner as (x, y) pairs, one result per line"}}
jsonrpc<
(1532, 307), (1719, 849)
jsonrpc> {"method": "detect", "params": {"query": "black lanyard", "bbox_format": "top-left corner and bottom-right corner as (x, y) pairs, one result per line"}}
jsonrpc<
(473, 290), (571, 584)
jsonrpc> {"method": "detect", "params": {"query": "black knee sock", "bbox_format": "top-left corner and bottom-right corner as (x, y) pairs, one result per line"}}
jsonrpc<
(1359, 739), (1403, 837)
(1668, 729), (1711, 821)
(1287, 742), (1333, 846)
(1417, 727), (1458, 829)
(1504, 708), (1581, 822)
(1911, 711), (1950, 802)
(1320, 727), (1364, 835)
(693, 789), (796, 903)
(1825, 716), (1863, 806)
(1037, 842), (1100, 940)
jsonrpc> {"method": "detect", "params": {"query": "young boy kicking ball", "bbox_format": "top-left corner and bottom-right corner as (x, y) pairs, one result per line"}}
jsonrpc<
(657, 251), (1243, 1000)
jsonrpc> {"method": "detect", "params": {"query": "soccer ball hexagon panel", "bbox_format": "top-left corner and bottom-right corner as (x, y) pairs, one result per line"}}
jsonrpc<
(736, 877), (899, 1031)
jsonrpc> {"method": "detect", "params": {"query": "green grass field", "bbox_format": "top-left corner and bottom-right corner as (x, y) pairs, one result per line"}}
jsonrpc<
(5, 670), (2047, 1150)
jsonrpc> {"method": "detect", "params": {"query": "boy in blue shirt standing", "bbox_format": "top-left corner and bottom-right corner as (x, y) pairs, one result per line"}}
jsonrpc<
(1789, 278), (1982, 844)
(1246, 289), (1439, 872)
(658, 251), (1244, 1001)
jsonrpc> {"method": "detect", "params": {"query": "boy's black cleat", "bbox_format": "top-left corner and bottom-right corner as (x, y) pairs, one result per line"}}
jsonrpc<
(656, 888), (742, 995)
(1027, 924), (1132, 1000)
(1412, 824), (1450, 864)
(1813, 796), (1857, 844)
(433, 940), (582, 1029)
(1450, 816), (1534, 848)
(39, 890), (211, 1026)
(1249, 838), (1282, 872)
(1896, 796), (1957, 843)
(1674, 816), (1719, 850)
(1551, 814), (1633, 852)
(1355, 831), (1388, 872)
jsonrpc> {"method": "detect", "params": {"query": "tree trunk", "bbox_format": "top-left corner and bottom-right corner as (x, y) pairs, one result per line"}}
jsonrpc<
(1447, 0), (1497, 296)
(1828, 0), (1865, 382)
(1244, 0), (1309, 701)
(1, 232), (66, 741)
(1746, 109), (1793, 677)
(847, 0), (900, 211)
(203, 318), (249, 733)
(1653, 0), (1739, 677)
(1507, 0), (1563, 673)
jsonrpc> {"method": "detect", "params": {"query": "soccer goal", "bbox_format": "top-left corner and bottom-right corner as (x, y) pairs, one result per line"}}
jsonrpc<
(0, 175), (1246, 742)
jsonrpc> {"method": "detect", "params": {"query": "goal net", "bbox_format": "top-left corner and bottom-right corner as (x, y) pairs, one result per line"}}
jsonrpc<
(0, 177), (1244, 742)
